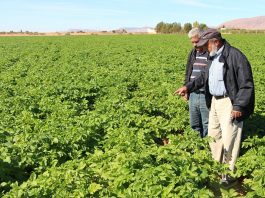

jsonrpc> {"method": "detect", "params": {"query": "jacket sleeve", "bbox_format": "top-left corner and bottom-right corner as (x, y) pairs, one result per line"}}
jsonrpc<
(184, 49), (193, 85)
(186, 71), (206, 92)
(232, 51), (255, 112)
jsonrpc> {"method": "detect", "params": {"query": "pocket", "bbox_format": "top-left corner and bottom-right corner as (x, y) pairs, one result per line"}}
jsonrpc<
(217, 63), (224, 81)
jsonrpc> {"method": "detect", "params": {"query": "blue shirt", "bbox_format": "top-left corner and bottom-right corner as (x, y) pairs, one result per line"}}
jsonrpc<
(209, 46), (227, 96)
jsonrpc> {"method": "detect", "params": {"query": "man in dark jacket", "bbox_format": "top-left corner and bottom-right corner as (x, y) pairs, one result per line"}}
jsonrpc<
(175, 29), (255, 185)
(182, 28), (209, 138)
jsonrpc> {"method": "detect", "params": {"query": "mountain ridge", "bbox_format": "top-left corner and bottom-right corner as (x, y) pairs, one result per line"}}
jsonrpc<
(218, 16), (265, 30)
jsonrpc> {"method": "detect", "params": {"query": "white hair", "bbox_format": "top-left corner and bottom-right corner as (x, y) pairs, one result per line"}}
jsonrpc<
(188, 28), (202, 39)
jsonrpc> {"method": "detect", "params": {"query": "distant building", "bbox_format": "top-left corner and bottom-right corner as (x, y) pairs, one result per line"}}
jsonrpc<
(146, 28), (156, 34)
(122, 27), (156, 34)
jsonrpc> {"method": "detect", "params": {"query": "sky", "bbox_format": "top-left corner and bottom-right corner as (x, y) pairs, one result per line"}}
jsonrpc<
(0, 0), (264, 32)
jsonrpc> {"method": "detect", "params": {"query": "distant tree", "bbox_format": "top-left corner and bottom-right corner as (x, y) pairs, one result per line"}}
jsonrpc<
(155, 21), (165, 33)
(172, 22), (182, 33)
(193, 21), (199, 28)
(167, 23), (174, 33)
(156, 21), (204, 34)
(121, 29), (127, 34)
(156, 22), (181, 34)
(161, 23), (168, 33)
(159, 23), (167, 33)
(183, 23), (192, 33)
(198, 23), (208, 30)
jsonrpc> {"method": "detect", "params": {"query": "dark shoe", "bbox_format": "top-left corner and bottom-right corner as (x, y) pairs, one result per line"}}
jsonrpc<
(221, 174), (238, 189)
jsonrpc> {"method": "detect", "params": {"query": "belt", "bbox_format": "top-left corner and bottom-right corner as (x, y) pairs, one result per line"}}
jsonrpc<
(193, 90), (205, 94)
(214, 95), (228, 99)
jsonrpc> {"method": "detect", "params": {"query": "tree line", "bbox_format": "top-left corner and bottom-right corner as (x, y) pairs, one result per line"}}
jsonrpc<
(156, 21), (207, 34)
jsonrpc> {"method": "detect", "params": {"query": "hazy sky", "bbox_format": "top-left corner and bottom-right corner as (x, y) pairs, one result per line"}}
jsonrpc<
(1, 0), (264, 32)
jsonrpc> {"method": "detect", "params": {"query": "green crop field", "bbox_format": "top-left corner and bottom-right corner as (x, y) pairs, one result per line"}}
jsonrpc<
(0, 34), (264, 197)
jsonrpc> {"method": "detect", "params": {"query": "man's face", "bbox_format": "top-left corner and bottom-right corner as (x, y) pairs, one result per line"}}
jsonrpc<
(191, 36), (199, 47)
(207, 40), (213, 52)
(207, 40), (218, 57)
(190, 36), (203, 52)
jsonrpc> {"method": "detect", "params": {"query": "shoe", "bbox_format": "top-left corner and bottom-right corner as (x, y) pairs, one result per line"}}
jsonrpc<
(221, 174), (238, 189)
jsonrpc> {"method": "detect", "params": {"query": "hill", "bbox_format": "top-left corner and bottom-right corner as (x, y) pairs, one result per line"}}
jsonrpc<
(219, 16), (265, 30)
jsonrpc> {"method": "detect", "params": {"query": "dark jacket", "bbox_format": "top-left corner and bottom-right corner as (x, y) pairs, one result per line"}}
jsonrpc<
(186, 40), (255, 121)
(184, 48), (196, 86)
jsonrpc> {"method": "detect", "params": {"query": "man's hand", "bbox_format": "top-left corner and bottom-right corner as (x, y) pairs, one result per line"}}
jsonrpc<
(173, 86), (188, 97)
(183, 93), (189, 101)
(231, 110), (243, 121)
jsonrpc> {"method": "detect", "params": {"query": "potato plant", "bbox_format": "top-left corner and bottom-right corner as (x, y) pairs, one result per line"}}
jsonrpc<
(0, 34), (264, 197)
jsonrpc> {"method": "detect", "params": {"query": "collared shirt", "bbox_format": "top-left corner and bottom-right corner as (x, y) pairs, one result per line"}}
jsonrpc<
(189, 51), (208, 91)
(209, 45), (227, 96)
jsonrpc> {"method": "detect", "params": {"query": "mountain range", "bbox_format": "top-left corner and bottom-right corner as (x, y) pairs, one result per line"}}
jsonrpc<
(218, 16), (265, 30)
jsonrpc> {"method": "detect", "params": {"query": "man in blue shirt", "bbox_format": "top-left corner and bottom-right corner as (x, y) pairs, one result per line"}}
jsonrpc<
(175, 29), (255, 186)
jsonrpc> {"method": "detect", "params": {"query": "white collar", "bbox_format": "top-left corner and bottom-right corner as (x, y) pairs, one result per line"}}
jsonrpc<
(216, 45), (224, 56)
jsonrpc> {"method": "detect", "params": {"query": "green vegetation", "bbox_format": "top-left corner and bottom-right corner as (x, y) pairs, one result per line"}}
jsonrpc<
(0, 34), (264, 197)
(155, 21), (207, 34)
